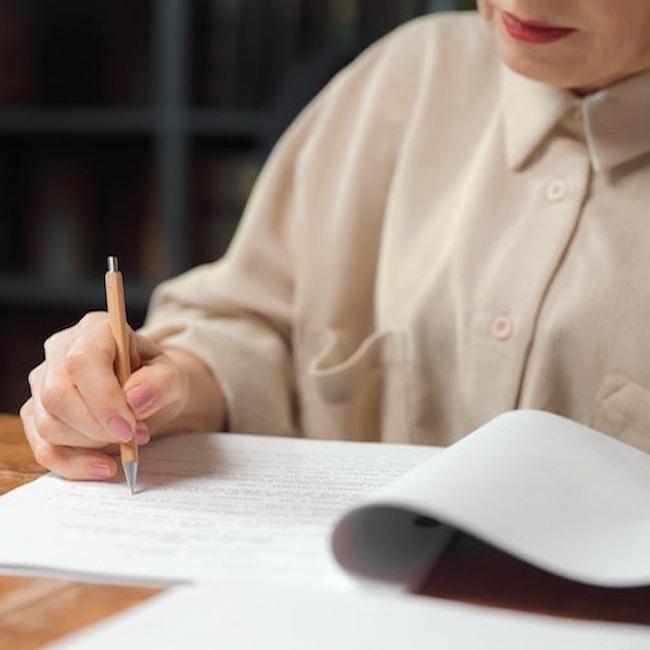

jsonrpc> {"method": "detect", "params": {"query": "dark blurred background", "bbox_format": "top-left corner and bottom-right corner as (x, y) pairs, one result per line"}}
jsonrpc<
(0, 0), (475, 413)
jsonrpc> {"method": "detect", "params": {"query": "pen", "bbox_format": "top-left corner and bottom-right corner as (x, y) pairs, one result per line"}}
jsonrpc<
(105, 256), (139, 495)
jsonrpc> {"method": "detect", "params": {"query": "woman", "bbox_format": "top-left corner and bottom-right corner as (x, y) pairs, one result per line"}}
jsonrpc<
(21, 1), (650, 479)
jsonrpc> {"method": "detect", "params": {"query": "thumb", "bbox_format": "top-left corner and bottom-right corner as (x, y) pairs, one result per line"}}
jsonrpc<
(123, 355), (188, 424)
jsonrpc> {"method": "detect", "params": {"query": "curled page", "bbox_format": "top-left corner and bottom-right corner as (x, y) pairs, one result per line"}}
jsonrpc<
(332, 410), (650, 588)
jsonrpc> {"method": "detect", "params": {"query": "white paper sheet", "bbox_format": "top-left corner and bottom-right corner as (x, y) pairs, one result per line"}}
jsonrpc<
(333, 410), (650, 587)
(0, 433), (436, 585)
(48, 580), (650, 650)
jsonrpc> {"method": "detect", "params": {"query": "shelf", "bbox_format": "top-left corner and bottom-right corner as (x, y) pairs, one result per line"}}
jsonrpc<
(0, 109), (157, 135)
(0, 276), (153, 313)
(0, 108), (269, 139)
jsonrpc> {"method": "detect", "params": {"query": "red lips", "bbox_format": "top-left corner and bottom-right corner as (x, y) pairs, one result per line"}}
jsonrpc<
(501, 11), (576, 44)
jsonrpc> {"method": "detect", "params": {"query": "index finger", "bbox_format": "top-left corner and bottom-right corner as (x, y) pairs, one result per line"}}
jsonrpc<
(64, 320), (137, 443)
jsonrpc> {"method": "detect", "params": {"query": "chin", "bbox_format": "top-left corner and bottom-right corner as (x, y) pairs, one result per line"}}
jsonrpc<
(498, 47), (577, 88)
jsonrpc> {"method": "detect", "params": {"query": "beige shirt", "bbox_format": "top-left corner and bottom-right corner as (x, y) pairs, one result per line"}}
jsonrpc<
(144, 12), (650, 451)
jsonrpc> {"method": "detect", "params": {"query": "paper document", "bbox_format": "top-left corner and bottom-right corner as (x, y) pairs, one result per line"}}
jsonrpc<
(0, 433), (436, 585)
(49, 580), (650, 650)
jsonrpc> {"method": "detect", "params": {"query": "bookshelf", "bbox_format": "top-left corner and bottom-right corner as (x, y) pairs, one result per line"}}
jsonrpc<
(0, 0), (475, 413)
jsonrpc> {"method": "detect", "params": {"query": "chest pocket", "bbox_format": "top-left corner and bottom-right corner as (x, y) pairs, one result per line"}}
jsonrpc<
(298, 329), (410, 442)
(592, 373), (650, 453)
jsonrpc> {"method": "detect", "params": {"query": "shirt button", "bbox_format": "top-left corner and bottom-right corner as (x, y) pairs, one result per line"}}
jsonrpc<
(546, 178), (568, 202)
(491, 315), (513, 341)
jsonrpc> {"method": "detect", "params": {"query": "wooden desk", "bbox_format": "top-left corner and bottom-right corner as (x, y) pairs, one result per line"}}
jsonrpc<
(0, 415), (161, 649)
(1, 414), (649, 648)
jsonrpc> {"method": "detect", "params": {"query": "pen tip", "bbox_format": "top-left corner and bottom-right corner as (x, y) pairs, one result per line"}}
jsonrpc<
(123, 461), (138, 496)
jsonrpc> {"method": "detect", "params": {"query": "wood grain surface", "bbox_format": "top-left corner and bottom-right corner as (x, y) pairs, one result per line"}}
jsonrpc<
(0, 414), (161, 649)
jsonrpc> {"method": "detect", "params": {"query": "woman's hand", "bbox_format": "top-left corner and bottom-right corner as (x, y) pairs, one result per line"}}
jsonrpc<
(20, 312), (226, 480)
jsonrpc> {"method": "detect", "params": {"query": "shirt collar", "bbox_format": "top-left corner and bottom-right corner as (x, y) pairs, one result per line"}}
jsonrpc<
(501, 64), (650, 173)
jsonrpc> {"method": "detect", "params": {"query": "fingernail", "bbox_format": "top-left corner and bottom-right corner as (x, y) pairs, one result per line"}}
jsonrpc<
(91, 462), (114, 478)
(107, 415), (134, 442)
(136, 430), (151, 445)
(136, 423), (150, 445)
(126, 387), (156, 414)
